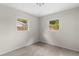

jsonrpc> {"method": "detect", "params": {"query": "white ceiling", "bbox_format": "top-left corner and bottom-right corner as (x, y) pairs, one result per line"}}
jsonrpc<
(2, 3), (79, 17)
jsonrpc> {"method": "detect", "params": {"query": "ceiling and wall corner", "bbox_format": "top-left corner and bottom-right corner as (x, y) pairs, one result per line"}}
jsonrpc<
(1, 3), (79, 17)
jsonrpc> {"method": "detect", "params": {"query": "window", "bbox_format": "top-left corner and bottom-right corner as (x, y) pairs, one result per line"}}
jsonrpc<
(49, 19), (59, 31)
(16, 18), (28, 31)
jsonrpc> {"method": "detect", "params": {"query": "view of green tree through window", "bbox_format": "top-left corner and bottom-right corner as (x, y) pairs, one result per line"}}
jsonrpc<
(16, 18), (28, 31)
(49, 20), (59, 31)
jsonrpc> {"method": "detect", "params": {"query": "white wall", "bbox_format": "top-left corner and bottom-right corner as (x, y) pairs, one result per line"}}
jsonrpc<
(40, 7), (79, 51)
(0, 4), (79, 55)
(0, 5), (39, 55)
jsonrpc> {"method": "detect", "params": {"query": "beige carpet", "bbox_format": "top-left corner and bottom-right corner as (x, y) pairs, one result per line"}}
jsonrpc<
(1, 42), (79, 56)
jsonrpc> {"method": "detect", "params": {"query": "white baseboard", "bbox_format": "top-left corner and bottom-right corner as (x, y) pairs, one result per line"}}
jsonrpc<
(41, 39), (79, 52)
(0, 39), (38, 55)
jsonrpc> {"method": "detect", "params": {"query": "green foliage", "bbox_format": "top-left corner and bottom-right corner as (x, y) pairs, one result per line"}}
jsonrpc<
(49, 20), (59, 30)
(17, 18), (27, 23)
(50, 20), (59, 24)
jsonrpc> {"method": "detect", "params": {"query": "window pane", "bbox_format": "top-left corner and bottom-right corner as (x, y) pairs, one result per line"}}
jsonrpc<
(49, 20), (59, 31)
(16, 18), (28, 31)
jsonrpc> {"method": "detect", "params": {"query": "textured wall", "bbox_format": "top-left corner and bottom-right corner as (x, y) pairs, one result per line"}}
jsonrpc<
(0, 5), (39, 55)
(40, 7), (79, 51)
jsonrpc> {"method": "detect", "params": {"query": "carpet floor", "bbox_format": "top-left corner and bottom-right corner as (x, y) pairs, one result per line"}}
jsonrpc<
(1, 42), (79, 56)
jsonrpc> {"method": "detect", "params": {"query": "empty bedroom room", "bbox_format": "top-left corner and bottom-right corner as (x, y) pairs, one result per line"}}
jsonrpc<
(0, 3), (79, 56)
